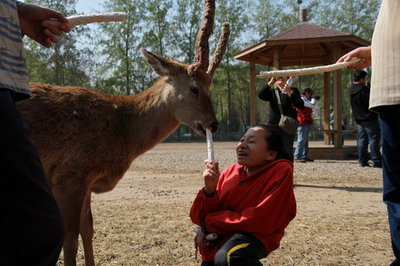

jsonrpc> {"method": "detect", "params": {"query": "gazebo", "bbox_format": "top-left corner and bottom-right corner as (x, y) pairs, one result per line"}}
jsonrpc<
(234, 10), (370, 158)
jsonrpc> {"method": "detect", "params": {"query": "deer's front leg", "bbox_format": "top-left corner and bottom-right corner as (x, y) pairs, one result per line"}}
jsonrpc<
(53, 184), (87, 266)
(80, 192), (95, 266)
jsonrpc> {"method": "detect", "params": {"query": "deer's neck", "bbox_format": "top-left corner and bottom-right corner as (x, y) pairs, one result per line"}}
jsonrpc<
(121, 79), (180, 158)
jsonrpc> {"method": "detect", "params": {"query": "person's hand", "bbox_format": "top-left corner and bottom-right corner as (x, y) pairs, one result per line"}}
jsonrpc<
(194, 230), (207, 248)
(17, 2), (70, 48)
(281, 83), (292, 96)
(337, 46), (371, 69)
(203, 160), (219, 195)
(268, 77), (276, 87)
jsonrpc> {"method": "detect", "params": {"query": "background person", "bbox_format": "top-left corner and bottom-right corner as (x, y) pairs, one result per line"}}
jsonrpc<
(190, 125), (296, 266)
(0, 1), (70, 265)
(338, 0), (400, 263)
(258, 77), (304, 162)
(349, 70), (382, 168)
(294, 87), (318, 163)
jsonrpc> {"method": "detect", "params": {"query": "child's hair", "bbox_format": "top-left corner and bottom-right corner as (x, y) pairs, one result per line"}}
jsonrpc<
(302, 87), (313, 95)
(252, 124), (288, 160)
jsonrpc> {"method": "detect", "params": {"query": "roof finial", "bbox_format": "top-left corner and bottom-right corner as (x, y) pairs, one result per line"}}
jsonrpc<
(300, 9), (307, 22)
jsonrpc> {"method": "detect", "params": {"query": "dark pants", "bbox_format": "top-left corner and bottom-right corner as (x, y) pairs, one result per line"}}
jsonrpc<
(201, 233), (266, 266)
(379, 105), (400, 265)
(356, 119), (382, 166)
(275, 127), (295, 162)
(0, 89), (64, 266)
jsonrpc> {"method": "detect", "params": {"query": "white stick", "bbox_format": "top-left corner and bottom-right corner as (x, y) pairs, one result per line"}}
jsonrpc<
(66, 12), (126, 27)
(206, 129), (215, 164)
(258, 58), (361, 79)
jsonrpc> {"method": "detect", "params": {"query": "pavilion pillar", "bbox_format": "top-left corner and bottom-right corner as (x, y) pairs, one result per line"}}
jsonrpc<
(250, 62), (257, 125)
(273, 46), (281, 70)
(332, 44), (343, 148)
(323, 72), (331, 144)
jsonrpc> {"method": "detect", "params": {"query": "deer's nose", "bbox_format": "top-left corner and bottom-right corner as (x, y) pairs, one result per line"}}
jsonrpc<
(210, 121), (219, 133)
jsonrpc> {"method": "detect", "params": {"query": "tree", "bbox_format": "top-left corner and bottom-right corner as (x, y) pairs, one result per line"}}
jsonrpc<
(212, 0), (250, 136)
(96, 0), (152, 95)
(24, 0), (93, 87)
(170, 0), (202, 63)
(313, 0), (380, 41)
(141, 0), (173, 57)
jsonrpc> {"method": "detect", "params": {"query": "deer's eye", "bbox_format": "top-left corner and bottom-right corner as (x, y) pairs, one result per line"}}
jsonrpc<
(190, 86), (199, 95)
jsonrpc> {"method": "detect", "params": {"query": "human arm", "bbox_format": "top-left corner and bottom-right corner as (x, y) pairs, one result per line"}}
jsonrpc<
(204, 162), (296, 236)
(258, 78), (276, 101)
(190, 161), (221, 226)
(337, 46), (371, 70)
(289, 88), (305, 110)
(16, 2), (70, 48)
(302, 96), (318, 109)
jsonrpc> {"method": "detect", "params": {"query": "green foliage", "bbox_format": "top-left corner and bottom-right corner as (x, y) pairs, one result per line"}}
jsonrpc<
(24, 0), (93, 87)
(170, 0), (202, 62)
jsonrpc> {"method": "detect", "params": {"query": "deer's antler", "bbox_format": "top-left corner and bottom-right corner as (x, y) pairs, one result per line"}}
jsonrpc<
(207, 22), (230, 78)
(188, 0), (215, 77)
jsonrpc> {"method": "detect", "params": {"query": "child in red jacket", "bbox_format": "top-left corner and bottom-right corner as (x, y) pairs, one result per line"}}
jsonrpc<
(190, 125), (296, 265)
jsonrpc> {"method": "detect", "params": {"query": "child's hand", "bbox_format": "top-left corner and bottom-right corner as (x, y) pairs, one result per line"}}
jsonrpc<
(194, 230), (207, 248)
(203, 160), (219, 195)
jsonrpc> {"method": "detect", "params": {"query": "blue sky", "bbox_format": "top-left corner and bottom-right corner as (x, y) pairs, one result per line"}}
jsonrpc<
(76, 0), (105, 13)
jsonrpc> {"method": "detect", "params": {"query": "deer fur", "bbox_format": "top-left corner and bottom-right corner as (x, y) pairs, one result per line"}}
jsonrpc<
(16, 1), (229, 265)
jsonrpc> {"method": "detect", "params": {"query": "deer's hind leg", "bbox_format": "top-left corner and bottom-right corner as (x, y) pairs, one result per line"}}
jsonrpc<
(80, 191), (95, 266)
(53, 183), (88, 266)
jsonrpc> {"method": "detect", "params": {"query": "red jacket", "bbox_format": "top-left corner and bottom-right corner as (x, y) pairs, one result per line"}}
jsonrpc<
(296, 95), (314, 125)
(190, 160), (296, 261)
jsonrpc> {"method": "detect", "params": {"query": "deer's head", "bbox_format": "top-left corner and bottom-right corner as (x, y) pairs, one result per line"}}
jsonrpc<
(141, 0), (229, 137)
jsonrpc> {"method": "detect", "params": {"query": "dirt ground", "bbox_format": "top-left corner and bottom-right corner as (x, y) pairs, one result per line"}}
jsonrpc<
(61, 142), (393, 265)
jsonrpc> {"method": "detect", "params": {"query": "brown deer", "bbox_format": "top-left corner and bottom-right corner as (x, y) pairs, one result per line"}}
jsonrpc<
(16, 1), (229, 265)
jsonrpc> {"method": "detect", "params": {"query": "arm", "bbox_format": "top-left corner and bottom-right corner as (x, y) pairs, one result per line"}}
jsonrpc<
(190, 161), (221, 226)
(258, 84), (273, 101)
(204, 163), (296, 236)
(16, 2), (70, 48)
(302, 96), (317, 109)
(258, 77), (276, 101)
(337, 46), (371, 70)
(289, 88), (305, 110)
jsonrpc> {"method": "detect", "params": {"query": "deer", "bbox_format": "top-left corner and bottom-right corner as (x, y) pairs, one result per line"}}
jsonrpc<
(16, 1), (229, 265)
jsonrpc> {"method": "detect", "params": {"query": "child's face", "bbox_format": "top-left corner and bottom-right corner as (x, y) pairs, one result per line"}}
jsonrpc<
(236, 127), (275, 167)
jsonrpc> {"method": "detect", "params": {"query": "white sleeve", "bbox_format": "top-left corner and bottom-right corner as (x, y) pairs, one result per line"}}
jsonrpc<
(302, 96), (317, 109)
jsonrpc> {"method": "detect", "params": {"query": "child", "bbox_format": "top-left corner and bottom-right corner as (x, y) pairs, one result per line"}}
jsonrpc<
(190, 124), (296, 265)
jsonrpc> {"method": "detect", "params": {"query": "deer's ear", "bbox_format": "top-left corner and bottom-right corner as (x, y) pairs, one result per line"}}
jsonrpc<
(141, 48), (182, 77)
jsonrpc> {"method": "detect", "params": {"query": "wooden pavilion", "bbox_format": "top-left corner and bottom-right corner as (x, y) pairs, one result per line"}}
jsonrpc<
(234, 10), (370, 159)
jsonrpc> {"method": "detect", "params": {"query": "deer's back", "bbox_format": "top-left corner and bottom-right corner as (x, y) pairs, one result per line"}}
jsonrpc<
(17, 83), (136, 189)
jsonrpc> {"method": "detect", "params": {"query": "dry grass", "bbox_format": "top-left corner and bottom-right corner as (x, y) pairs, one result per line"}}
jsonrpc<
(57, 142), (393, 265)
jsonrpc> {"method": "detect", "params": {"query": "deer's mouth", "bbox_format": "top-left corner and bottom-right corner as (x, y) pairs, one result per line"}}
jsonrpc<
(193, 122), (207, 137)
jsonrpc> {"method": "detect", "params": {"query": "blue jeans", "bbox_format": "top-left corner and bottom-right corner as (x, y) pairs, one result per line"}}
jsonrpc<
(294, 124), (311, 160)
(356, 120), (382, 166)
(379, 105), (400, 265)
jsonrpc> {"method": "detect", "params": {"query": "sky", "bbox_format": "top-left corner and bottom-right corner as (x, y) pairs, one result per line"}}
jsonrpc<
(76, 0), (105, 14)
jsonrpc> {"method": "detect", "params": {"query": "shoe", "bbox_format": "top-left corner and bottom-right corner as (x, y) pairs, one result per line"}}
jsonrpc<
(360, 163), (370, 167)
(295, 158), (307, 163)
(304, 157), (314, 162)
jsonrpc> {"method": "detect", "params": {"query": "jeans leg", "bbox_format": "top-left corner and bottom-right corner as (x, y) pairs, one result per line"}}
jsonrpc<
(294, 125), (305, 159)
(379, 105), (400, 264)
(364, 120), (382, 166)
(356, 123), (369, 165)
(304, 125), (310, 159)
